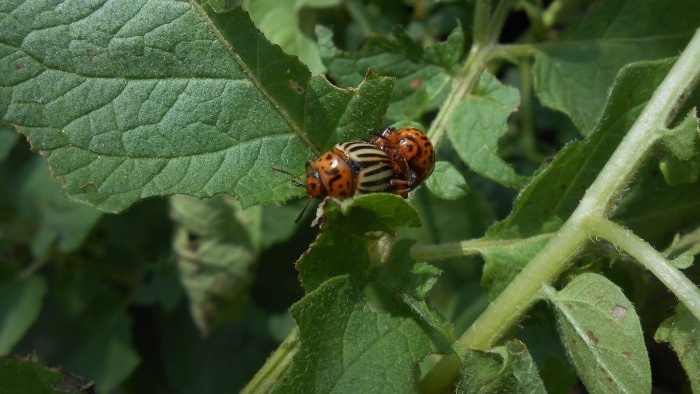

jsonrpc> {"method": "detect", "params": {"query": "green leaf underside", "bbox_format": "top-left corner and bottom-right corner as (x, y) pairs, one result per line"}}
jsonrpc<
(318, 25), (463, 122)
(0, 276), (47, 355)
(533, 0), (700, 135)
(490, 58), (676, 240)
(654, 305), (700, 393)
(548, 273), (650, 394)
(0, 1), (392, 212)
(275, 276), (432, 393)
(171, 195), (257, 334)
(296, 194), (420, 292)
(447, 72), (526, 189)
(454, 340), (546, 394)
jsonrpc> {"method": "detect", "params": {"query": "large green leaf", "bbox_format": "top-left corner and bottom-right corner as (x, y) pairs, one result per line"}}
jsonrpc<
(0, 1), (393, 212)
(533, 0), (699, 135)
(547, 273), (650, 394)
(275, 276), (433, 393)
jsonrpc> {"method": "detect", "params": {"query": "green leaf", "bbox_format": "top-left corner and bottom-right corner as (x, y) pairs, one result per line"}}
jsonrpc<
(447, 72), (527, 189)
(664, 226), (700, 262)
(546, 273), (651, 394)
(159, 303), (274, 394)
(658, 109), (700, 185)
(171, 194), (258, 334)
(296, 194), (420, 292)
(275, 275), (433, 393)
(0, 158), (102, 257)
(318, 25), (461, 122)
(0, 276), (46, 354)
(1, 3), (393, 212)
(533, 0), (700, 135)
(13, 269), (140, 393)
(654, 304), (700, 393)
(490, 58), (676, 240)
(454, 340), (546, 394)
(0, 356), (94, 394)
(0, 125), (17, 161)
(246, 0), (342, 74)
(425, 161), (470, 200)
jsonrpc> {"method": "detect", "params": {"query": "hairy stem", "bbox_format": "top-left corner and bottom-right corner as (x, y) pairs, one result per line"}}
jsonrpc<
(241, 327), (299, 394)
(588, 217), (700, 321)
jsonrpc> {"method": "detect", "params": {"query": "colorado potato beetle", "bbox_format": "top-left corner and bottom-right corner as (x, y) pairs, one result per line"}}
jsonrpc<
(274, 141), (394, 223)
(370, 126), (436, 197)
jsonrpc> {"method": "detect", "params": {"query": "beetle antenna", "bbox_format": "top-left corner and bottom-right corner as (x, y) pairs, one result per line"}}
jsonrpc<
(273, 167), (305, 187)
(295, 195), (314, 224)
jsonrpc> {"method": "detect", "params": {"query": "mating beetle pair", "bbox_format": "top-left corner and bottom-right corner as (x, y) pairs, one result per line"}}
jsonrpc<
(275, 127), (436, 222)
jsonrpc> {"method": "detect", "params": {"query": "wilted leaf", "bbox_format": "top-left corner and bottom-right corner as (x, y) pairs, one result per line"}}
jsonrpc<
(171, 194), (258, 334)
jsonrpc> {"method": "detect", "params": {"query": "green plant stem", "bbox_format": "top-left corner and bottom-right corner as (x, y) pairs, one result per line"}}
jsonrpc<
(410, 235), (550, 262)
(419, 28), (700, 394)
(428, 0), (517, 148)
(241, 327), (299, 394)
(588, 217), (700, 321)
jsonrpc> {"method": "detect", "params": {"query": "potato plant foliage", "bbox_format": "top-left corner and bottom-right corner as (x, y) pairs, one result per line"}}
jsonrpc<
(1, 1), (699, 393)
